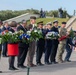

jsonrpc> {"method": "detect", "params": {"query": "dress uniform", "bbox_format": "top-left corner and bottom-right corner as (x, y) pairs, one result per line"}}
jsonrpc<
(57, 22), (67, 63)
(36, 21), (45, 66)
(27, 16), (37, 67)
(45, 22), (52, 64)
(50, 20), (59, 64)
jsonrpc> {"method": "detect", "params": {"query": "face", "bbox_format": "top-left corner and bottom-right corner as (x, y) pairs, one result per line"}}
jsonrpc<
(22, 22), (27, 28)
(47, 24), (52, 29)
(38, 24), (43, 29)
(54, 22), (58, 27)
(43, 25), (47, 29)
(5, 22), (9, 28)
(30, 19), (36, 24)
(62, 24), (66, 28)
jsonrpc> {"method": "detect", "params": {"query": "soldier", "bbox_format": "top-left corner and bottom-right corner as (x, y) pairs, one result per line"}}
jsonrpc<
(36, 21), (45, 66)
(27, 16), (37, 67)
(45, 22), (53, 65)
(50, 20), (59, 64)
(57, 22), (68, 63)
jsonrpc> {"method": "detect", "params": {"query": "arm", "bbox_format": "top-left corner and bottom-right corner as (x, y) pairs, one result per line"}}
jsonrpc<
(69, 38), (75, 46)
(17, 26), (21, 31)
(1, 27), (6, 32)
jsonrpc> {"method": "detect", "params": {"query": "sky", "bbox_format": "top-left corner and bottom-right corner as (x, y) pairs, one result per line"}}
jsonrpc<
(0, 0), (76, 15)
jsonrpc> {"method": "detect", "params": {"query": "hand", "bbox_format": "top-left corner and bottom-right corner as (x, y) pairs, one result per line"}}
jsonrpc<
(30, 29), (33, 31)
(70, 46), (72, 49)
(68, 44), (72, 49)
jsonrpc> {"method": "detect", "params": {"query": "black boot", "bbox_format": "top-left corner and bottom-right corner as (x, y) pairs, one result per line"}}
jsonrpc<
(0, 71), (2, 73)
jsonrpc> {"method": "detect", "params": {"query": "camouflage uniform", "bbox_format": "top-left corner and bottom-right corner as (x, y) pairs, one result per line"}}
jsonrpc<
(57, 27), (67, 63)
(27, 23), (37, 67)
(27, 40), (36, 66)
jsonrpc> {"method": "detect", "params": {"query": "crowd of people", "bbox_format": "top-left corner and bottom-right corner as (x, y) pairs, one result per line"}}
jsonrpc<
(0, 16), (76, 73)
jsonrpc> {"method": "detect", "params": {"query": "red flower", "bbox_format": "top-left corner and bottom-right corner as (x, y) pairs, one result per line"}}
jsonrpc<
(2, 32), (4, 35)
(58, 36), (67, 41)
(5, 30), (8, 33)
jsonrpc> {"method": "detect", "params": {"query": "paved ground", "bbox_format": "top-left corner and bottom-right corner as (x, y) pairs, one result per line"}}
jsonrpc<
(0, 51), (76, 75)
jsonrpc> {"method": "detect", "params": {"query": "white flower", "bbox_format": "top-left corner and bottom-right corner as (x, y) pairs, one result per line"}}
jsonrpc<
(15, 31), (18, 34)
(9, 31), (12, 34)
(27, 31), (31, 35)
(34, 30), (37, 32)
(38, 30), (42, 34)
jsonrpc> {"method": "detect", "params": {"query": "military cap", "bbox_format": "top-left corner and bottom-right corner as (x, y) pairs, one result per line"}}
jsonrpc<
(53, 20), (58, 24)
(62, 22), (66, 24)
(30, 16), (36, 19)
(37, 21), (43, 25)
(46, 22), (52, 26)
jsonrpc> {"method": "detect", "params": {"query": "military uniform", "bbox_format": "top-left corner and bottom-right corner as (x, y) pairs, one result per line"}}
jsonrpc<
(36, 28), (45, 65)
(27, 26), (36, 66)
(50, 26), (59, 63)
(44, 22), (53, 64)
(57, 25), (67, 63)
(27, 16), (37, 67)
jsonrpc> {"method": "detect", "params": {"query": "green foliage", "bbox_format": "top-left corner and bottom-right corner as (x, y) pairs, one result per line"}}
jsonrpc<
(0, 9), (71, 21)
(27, 18), (69, 26)
(69, 28), (75, 39)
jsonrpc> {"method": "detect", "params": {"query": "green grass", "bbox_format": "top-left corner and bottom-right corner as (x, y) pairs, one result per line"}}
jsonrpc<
(27, 18), (69, 26)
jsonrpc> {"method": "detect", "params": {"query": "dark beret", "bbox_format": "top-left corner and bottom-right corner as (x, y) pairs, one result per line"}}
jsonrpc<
(62, 22), (66, 24)
(30, 16), (36, 19)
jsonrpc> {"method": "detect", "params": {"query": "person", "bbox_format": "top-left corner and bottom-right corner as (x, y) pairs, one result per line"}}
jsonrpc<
(17, 23), (20, 28)
(58, 8), (63, 18)
(43, 11), (46, 18)
(50, 20), (59, 64)
(45, 22), (53, 65)
(57, 22), (68, 63)
(36, 21), (45, 66)
(0, 20), (3, 73)
(27, 16), (36, 67)
(64, 35), (75, 62)
(2, 21), (10, 57)
(17, 20), (29, 68)
(8, 21), (18, 70)
(40, 8), (43, 18)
